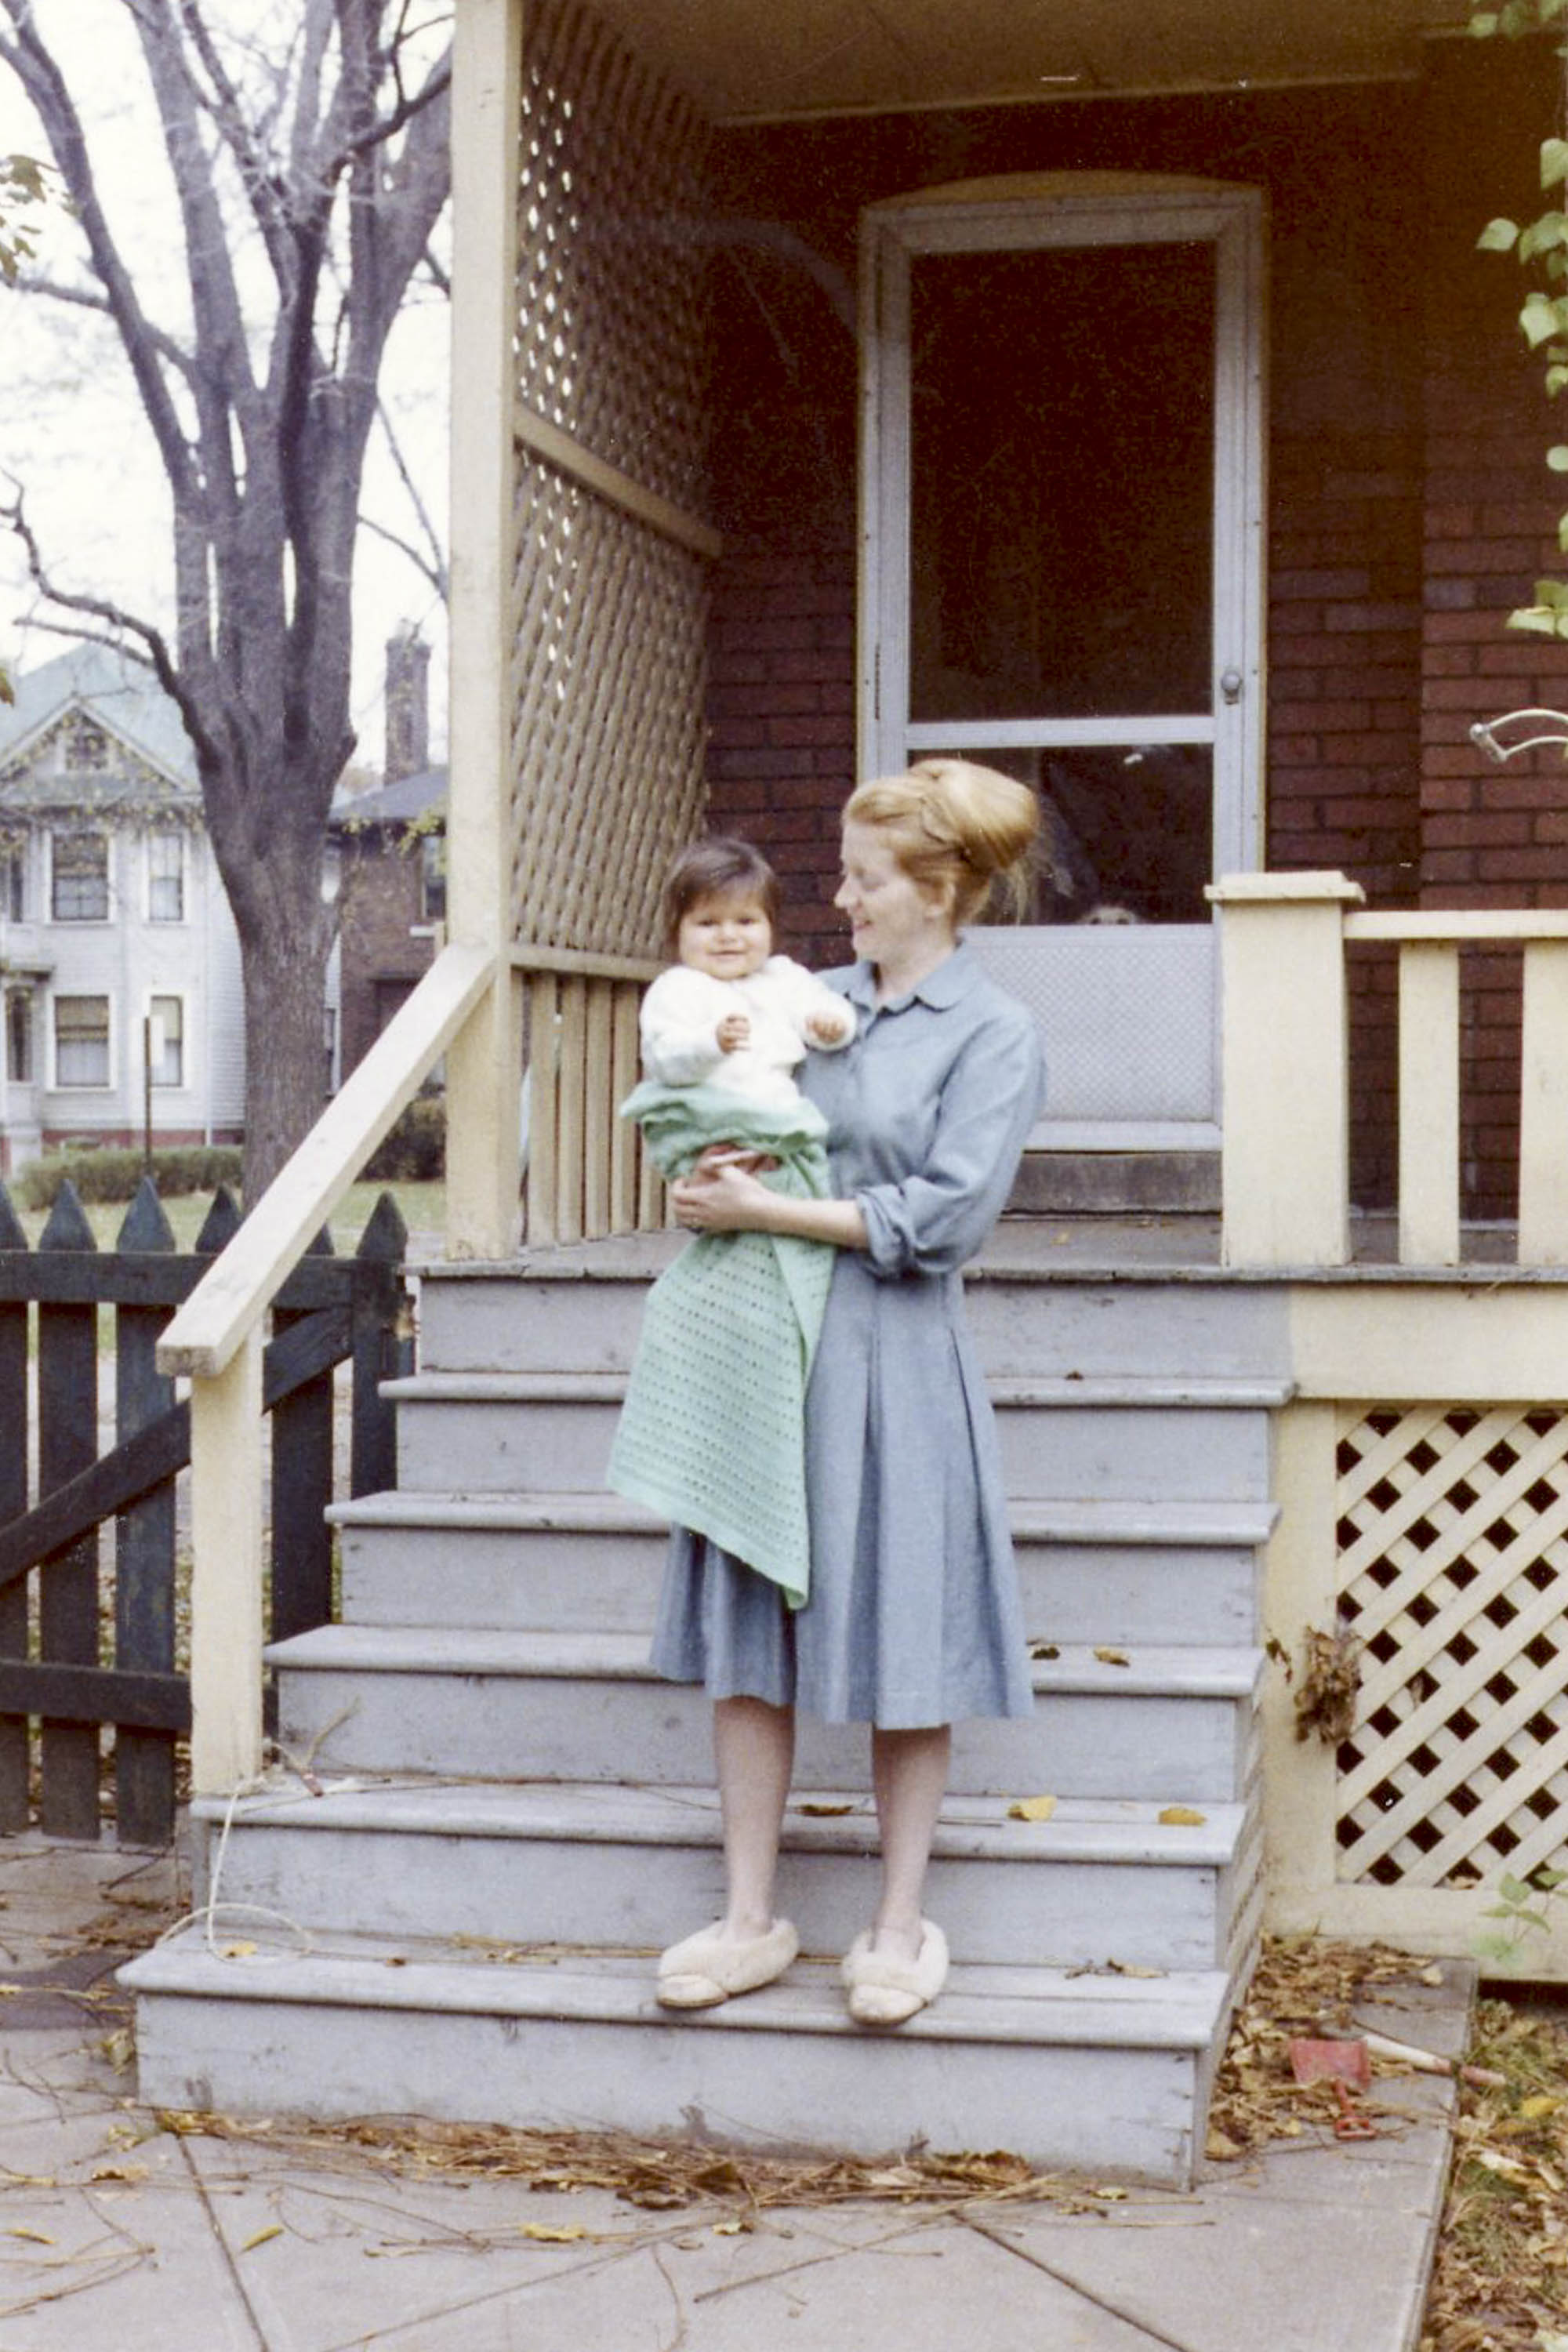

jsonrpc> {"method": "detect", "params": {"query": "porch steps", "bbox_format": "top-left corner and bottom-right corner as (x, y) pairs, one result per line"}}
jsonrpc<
(268, 1624), (1261, 1803)
(124, 1253), (1287, 2185)
(183, 1782), (1259, 1973)
(386, 1368), (1290, 1502)
(332, 1489), (1276, 1645)
(125, 1938), (1233, 2183)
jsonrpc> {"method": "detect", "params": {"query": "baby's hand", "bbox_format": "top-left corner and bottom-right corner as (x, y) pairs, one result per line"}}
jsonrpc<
(807, 1007), (853, 1047)
(716, 1012), (750, 1054)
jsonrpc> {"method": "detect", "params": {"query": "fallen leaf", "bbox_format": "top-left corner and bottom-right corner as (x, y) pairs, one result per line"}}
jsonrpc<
(1158, 1806), (1207, 1828)
(90, 2163), (150, 2184)
(221, 1940), (259, 1960)
(9, 2227), (55, 2245)
(241, 2225), (284, 2252)
(1105, 1961), (1165, 1980)
(521, 2223), (588, 2244)
(1521, 2095), (1561, 2121)
(1206, 2129), (1243, 2161)
(1091, 2185), (1129, 2201)
(1094, 1647), (1130, 1668)
(797, 1803), (853, 1818)
(1007, 1795), (1058, 1823)
(712, 2218), (752, 2236)
(1029, 1642), (1061, 1661)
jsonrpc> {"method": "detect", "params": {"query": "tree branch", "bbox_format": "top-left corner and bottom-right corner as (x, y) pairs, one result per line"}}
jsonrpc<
(16, 270), (198, 382)
(0, 1), (204, 512)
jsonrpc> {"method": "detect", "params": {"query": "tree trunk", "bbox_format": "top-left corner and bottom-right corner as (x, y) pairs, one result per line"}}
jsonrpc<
(232, 855), (334, 1203)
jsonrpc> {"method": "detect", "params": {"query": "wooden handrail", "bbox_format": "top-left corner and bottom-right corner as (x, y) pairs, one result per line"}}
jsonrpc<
(158, 942), (495, 1378)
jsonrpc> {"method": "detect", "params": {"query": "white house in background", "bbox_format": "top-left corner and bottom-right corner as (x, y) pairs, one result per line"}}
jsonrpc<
(0, 644), (245, 1175)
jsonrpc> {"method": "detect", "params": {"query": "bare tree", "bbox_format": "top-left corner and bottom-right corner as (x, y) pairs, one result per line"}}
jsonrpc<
(0, 0), (451, 1192)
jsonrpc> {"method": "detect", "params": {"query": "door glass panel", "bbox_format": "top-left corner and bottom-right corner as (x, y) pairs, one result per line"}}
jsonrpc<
(943, 742), (1213, 926)
(909, 244), (1216, 723)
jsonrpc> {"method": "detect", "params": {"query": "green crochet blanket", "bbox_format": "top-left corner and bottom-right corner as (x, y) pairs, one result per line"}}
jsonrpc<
(606, 1080), (837, 1609)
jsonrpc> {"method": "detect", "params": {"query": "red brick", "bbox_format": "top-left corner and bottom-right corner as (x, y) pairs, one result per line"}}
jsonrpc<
(1424, 813), (1534, 848)
(766, 715), (848, 748)
(1326, 604), (1421, 634)
(1420, 779), (1477, 811)
(1272, 700), (1370, 733)
(1425, 539), (1542, 576)
(1425, 504), (1477, 539)
(1423, 646), (1476, 677)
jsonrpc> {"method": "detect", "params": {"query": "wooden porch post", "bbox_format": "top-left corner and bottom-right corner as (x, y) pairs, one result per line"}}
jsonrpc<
(187, 1327), (264, 1794)
(1208, 872), (1364, 1269)
(445, 0), (524, 1260)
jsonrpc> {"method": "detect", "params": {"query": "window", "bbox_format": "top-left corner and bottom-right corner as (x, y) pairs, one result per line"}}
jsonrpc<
(51, 832), (109, 922)
(5, 993), (32, 1083)
(53, 995), (111, 1088)
(147, 833), (184, 923)
(148, 995), (183, 1088)
(2, 848), (24, 920)
(418, 831), (446, 925)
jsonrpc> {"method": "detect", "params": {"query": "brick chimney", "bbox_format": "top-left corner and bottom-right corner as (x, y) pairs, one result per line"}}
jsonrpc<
(384, 626), (430, 786)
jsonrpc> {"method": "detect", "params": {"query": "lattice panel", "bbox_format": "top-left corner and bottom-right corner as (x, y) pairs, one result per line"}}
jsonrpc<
(509, 470), (708, 953)
(510, 1), (713, 958)
(1334, 1404), (1568, 1891)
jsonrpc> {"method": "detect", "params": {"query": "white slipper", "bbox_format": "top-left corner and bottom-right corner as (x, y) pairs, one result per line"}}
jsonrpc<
(656, 1918), (800, 2009)
(841, 1921), (949, 2027)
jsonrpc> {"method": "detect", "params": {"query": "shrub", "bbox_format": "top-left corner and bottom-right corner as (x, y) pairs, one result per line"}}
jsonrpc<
(364, 1095), (445, 1182)
(13, 1143), (244, 1211)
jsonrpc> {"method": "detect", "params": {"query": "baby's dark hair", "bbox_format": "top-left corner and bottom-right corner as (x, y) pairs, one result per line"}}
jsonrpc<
(660, 836), (781, 956)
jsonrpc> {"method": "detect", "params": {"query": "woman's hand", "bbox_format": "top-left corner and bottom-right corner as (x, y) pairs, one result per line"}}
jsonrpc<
(671, 1149), (778, 1233)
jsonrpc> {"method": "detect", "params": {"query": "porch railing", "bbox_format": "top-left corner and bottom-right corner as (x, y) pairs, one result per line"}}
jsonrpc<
(158, 942), (498, 1795)
(1210, 873), (1568, 1268)
(517, 948), (664, 1245)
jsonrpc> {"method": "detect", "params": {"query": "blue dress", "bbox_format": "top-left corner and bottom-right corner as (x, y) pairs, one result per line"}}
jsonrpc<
(648, 938), (1046, 1728)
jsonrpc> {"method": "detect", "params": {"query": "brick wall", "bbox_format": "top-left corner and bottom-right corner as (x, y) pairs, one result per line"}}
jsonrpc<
(705, 545), (858, 970)
(336, 839), (434, 1078)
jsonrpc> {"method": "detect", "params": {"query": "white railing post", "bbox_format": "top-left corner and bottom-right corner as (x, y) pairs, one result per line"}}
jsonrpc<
(187, 1327), (264, 1795)
(1208, 872), (1365, 1268)
(1397, 943), (1461, 1267)
(1519, 938), (1568, 1265)
(445, 0), (524, 1261)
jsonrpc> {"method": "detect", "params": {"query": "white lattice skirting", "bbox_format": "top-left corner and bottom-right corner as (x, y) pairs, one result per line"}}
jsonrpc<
(1335, 1403), (1568, 1897)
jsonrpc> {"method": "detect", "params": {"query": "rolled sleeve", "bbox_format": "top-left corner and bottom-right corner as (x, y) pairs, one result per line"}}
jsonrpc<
(855, 1007), (1044, 1276)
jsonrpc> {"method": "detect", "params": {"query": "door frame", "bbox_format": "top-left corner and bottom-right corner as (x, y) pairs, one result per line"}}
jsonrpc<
(857, 176), (1268, 1148)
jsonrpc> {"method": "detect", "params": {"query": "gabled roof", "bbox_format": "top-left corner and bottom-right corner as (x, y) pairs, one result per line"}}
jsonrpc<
(0, 643), (200, 797)
(330, 767), (448, 832)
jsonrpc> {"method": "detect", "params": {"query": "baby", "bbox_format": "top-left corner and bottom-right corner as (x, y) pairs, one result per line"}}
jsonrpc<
(639, 835), (853, 1112)
(609, 837), (851, 1611)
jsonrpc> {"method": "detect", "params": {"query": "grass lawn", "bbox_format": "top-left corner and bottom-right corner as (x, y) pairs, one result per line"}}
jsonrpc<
(15, 1178), (446, 1257)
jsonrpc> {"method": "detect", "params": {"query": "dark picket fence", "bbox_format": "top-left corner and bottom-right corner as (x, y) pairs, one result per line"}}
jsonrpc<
(0, 1175), (413, 1846)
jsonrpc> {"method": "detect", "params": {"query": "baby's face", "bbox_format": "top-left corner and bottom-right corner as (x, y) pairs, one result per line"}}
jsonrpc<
(677, 890), (773, 982)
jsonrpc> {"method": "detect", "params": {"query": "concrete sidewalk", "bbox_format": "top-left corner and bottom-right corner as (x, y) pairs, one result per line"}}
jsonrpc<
(0, 1836), (1463, 2352)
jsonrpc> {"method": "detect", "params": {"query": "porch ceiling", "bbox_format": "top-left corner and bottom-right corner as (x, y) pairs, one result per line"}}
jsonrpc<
(588, 0), (1474, 123)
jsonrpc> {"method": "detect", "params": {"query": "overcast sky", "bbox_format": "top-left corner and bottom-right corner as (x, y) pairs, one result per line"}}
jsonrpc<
(0, 1), (451, 772)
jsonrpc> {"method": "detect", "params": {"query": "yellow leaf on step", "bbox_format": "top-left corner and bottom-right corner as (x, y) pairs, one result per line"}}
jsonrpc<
(522, 2223), (589, 2244)
(9, 2227), (55, 2245)
(221, 1941), (258, 1960)
(241, 2227), (283, 2252)
(1007, 1795), (1058, 1823)
(797, 1803), (854, 1817)
(1158, 1807), (1208, 1828)
(1094, 1647), (1130, 1667)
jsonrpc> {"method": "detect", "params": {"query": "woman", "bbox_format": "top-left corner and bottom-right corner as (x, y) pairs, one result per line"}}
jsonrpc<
(651, 757), (1044, 2027)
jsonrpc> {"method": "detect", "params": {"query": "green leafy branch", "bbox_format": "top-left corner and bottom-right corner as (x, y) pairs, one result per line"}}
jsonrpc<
(1473, 0), (1568, 634)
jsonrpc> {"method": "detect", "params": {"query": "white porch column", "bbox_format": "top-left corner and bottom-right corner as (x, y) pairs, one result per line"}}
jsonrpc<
(1208, 872), (1365, 1269)
(445, 0), (524, 1260)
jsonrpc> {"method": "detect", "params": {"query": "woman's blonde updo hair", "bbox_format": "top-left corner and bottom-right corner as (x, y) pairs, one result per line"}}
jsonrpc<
(843, 757), (1039, 927)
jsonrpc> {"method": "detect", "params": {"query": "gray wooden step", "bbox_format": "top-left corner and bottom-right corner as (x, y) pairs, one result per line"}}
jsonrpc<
(329, 1490), (1274, 1644)
(412, 1256), (1294, 1383)
(270, 1625), (1262, 1802)
(121, 1930), (1242, 2185)
(384, 1370), (1290, 1502)
(190, 1777), (1259, 1973)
